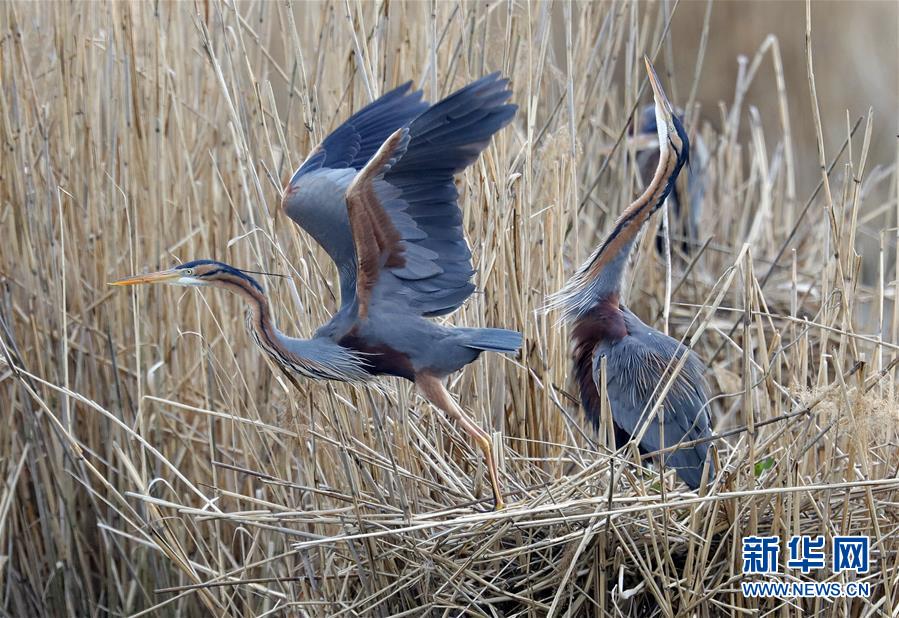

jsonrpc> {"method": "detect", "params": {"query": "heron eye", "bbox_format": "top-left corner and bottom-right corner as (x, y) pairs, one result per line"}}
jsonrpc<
(183, 268), (194, 276)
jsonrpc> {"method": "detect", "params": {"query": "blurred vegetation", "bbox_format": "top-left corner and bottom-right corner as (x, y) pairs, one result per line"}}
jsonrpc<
(0, 1), (896, 615)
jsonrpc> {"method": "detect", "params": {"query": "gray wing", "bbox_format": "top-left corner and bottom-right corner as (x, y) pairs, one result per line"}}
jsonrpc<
(595, 309), (712, 489)
(373, 72), (516, 316)
(283, 74), (516, 317)
(289, 82), (428, 181)
(281, 83), (429, 307)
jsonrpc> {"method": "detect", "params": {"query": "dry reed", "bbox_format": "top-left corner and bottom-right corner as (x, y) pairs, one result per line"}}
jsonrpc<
(0, 1), (897, 615)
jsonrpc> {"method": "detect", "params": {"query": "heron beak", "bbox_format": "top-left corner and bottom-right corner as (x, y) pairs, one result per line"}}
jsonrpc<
(109, 269), (182, 287)
(644, 55), (674, 124)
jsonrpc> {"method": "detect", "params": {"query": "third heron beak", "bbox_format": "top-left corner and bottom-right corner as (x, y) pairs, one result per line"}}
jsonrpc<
(109, 269), (182, 287)
(643, 55), (674, 120)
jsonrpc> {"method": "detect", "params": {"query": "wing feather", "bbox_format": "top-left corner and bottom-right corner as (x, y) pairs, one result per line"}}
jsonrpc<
(284, 74), (516, 318)
(378, 73), (516, 315)
(289, 82), (427, 182)
(591, 312), (713, 488)
(345, 129), (411, 318)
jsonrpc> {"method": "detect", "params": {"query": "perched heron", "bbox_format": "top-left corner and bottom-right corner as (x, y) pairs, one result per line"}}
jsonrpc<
(631, 103), (708, 255)
(549, 57), (713, 489)
(112, 74), (521, 509)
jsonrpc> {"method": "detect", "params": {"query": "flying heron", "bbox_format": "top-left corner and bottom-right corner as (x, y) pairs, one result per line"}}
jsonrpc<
(112, 74), (521, 509)
(550, 57), (713, 489)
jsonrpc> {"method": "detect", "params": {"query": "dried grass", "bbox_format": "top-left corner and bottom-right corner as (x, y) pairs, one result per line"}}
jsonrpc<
(0, 1), (897, 615)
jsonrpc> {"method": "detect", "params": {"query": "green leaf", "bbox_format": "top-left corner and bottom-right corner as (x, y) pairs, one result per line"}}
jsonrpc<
(754, 457), (775, 477)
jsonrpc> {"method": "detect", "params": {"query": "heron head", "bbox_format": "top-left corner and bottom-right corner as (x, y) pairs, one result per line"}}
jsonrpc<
(110, 259), (264, 293)
(644, 55), (690, 167)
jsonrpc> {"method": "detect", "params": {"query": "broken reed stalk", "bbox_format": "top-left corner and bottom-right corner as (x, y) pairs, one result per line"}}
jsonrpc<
(0, 0), (896, 615)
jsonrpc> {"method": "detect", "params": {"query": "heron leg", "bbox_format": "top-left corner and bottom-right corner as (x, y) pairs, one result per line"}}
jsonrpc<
(415, 373), (505, 510)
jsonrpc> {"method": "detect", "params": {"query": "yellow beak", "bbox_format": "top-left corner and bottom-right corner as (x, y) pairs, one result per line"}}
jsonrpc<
(644, 55), (674, 122)
(109, 269), (182, 287)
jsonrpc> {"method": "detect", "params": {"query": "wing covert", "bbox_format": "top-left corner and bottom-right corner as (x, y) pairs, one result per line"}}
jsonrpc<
(345, 129), (411, 318)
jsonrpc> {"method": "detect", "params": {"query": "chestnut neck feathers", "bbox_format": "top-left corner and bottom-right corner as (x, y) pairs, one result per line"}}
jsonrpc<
(550, 115), (690, 322)
(205, 269), (369, 382)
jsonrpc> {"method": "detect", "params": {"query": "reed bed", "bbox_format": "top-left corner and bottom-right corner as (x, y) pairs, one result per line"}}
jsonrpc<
(1, 1), (897, 615)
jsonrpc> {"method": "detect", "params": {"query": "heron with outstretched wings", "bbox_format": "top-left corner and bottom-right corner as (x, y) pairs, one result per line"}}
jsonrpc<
(113, 74), (521, 509)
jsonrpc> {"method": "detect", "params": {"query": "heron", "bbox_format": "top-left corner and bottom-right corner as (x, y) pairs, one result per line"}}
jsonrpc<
(112, 74), (521, 509)
(631, 103), (708, 255)
(549, 57), (713, 489)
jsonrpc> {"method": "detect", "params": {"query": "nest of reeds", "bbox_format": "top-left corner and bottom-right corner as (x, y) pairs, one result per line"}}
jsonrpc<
(1, 1), (896, 615)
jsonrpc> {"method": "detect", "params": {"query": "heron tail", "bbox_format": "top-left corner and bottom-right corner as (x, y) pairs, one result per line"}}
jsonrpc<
(460, 328), (523, 354)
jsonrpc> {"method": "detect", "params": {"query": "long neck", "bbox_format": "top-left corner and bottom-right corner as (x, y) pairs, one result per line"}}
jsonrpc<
(552, 143), (682, 321)
(243, 291), (282, 359)
(214, 273), (291, 366)
(215, 273), (369, 382)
